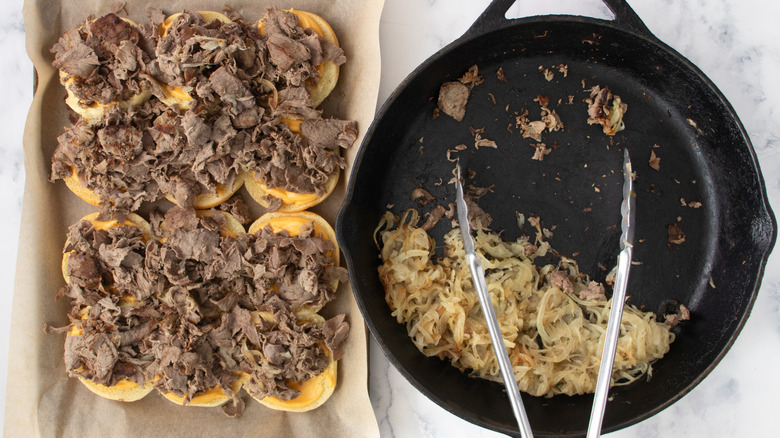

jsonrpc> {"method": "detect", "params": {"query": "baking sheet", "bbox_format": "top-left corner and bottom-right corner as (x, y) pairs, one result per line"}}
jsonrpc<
(7, 0), (383, 436)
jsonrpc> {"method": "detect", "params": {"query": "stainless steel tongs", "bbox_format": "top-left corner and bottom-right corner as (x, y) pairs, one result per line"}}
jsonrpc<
(455, 162), (534, 438)
(586, 149), (635, 437)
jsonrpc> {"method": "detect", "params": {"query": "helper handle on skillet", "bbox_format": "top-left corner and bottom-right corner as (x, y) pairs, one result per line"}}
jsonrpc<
(464, 0), (654, 42)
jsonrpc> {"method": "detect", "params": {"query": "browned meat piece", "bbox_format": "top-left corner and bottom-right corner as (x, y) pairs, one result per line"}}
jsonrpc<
(438, 81), (470, 122)
(668, 223), (686, 245)
(586, 85), (627, 135)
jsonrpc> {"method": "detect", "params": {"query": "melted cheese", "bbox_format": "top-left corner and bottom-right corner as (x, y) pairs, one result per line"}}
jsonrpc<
(68, 212), (140, 235)
(290, 9), (324, 37)
(158, 84), (193, 109)
(258, 216), (328, 240)
(72, 369), (140, 390)
(282, 117), (302, 134)
(221, 228), (238, 238)
(63, 77), (115, 108)
(264, 372), (333, 409)
(111, 379), (141, 390)
(167, 85), (193, 101)
(259, 343), (335, 410)
(165, 385), (226, 405)
(258, 183), (319, 206)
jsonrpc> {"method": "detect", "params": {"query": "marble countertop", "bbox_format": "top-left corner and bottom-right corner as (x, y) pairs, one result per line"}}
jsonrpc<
(1, 0), (779, 436)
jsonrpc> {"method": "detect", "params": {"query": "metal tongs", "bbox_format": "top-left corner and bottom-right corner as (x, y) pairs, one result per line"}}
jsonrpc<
(455, 162), (534, 438)
(587, 149), (635, 437)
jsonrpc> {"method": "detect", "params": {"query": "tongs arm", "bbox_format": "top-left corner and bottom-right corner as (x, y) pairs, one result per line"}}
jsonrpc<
(587, 149), (635, 437)
(456, 161), (534, 438)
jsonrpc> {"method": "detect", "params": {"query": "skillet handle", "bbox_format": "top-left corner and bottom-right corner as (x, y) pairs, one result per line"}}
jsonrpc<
(601, 0), (655, 39)
(464, 0), (657, 41)
(461, 0), (516, 40)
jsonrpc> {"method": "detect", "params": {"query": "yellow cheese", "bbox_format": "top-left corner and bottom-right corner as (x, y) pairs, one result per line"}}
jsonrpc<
(167, 85), (193, 101)
(256, 345), (337, 412)
(72, 365), (140, 392)
(259, 184), (319, 206)
(165, 385), (226, 405)
(282, 117), (303, 134)
(257, 216), (328, 240)
(263, 371), (334, 410)
(69, 326), (83, 336)
(112, 379), (141, 390)
(289, 9), (324, 37)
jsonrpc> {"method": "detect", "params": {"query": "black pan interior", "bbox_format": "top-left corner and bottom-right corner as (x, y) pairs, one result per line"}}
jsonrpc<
(337, 14), (775, 437)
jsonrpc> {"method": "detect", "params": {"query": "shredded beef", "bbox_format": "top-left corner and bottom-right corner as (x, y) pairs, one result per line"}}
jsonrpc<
(51, 28), (100, 78)
(52, 208), (349, 410)
(208, 66), (255, 112)
(262, 6), (345, 88)
(242, 297), (348, 401)
(247, 222), (347, 308)
(149, 10), (261, 88)
(50, 8), (355, 412)
(661, 300), (691, 328)
(50, 10), (358, 218)
(50, 103), (164, 220)
(52, 13), (153, 105)
(579, 281), (606, 301)
(147, 211), (349, 404)
(464, 184), (493, 230)
(217, 195), (252, 224)
(667, 223), (686, 245)
(322, 314), (349, 362)
(421, 205), (447, 231)
(273, 85), (322, 121)
(550, 270), (575, 294)
(58, 219), (159, 387)
(246, 117), (356, 196)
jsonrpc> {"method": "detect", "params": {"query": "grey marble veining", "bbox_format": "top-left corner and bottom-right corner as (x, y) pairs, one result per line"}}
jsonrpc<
(0, 0), (32, 432)
(2, 0), (779, 436)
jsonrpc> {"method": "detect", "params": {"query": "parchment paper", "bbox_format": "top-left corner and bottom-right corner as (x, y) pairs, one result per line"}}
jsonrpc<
(6, 0), (383, 436)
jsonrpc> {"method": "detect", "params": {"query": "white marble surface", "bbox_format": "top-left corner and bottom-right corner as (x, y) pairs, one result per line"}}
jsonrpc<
(1, 0), (779, 436)
(0, 0), (30, 433)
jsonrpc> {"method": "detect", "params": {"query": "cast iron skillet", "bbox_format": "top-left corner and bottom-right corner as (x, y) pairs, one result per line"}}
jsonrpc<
(336, 0), (776, 436)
